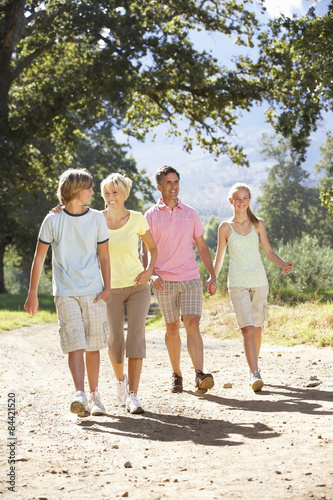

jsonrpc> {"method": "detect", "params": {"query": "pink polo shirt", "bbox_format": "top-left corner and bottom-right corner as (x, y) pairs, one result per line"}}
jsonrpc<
(145, 198), (205, 281)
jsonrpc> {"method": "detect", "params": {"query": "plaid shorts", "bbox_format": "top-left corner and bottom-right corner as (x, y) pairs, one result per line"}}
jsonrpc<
(154, 279), (203, 324)
(229, 285), (269, 329)
(54, 294), (109, 354)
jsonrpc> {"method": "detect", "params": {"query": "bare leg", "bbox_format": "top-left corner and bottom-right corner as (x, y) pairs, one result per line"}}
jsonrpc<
(254, 327), (262, 361)
(128, 358), (143, 394)
(109, 356), (125, 382)
(86, 350), (100, 393)
(241, 325), (259, 373)
(182, 315), (204, 372)
(165, 318), (182, 376)
(68, 349), (85, 392)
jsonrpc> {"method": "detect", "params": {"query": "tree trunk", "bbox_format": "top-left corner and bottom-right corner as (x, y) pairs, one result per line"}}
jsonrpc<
(0, 240), (7, 294)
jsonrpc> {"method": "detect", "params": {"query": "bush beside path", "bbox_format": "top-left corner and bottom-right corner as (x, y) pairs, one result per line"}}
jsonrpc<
(1, 323), (333, 499)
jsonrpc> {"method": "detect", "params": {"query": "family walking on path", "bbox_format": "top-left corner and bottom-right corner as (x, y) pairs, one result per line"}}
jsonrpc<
(24, 165), (292, 417)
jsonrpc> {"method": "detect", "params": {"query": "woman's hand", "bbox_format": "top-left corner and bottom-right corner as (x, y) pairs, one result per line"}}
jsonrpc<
(50, 205), (63, 213)
(133, 270), (152, 289)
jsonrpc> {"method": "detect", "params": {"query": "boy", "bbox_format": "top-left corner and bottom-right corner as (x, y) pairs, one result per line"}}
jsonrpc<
(24, 168), (111, 417)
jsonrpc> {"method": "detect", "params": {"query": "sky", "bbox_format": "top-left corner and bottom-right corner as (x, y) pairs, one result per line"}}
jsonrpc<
(116, 0), (332, 217)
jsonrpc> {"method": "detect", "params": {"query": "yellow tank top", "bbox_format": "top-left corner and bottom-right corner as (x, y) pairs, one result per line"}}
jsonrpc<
(227, 223), (268, 288)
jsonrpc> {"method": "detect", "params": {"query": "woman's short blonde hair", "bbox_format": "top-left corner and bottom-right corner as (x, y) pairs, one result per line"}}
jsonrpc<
(57, 168), (93, 205)
(100, 173), (132, 202)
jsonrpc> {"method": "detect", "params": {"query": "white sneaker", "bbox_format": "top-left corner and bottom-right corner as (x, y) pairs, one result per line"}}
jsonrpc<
(126, 391), (144, 414)
(70, 391), (90, 417)
(117, 374), (129, 406)
(250, 371), (264, 392)
(89, 390), (106, 416)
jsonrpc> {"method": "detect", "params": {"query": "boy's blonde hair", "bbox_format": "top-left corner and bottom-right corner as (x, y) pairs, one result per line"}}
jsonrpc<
(228, 182), (259, 228)
(57, 168), (93, 205)
(100, 173), (132, 204)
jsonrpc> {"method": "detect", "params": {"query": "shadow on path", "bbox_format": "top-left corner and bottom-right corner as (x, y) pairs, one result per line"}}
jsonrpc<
(78, 411), (279, 447)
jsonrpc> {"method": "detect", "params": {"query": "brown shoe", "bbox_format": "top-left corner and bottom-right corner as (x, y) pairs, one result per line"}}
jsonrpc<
(171, 373), (183, 393)
(194, 370), (214, 395)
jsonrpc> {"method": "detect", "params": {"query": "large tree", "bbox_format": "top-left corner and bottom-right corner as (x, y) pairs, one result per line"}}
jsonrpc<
(0, 0), (266, 292)
(256, 134), (314, 244)
(315, 132), (333, 214)
(256, 4), (333, 164)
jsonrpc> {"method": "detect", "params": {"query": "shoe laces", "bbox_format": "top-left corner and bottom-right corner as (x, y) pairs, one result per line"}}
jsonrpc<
(128, 390), (139, 404)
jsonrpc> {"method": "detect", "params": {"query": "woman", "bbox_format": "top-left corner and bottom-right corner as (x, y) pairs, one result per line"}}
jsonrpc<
(101, 173), (157, 413)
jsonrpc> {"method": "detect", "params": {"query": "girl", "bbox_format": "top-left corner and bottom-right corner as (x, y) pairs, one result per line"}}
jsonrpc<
(213, 183), (292, 392)
(101, 173), (157, 414)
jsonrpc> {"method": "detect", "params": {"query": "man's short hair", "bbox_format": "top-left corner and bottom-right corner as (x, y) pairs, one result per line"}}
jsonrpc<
(57, 168), (93, 205)
(155, 165), (180, 185)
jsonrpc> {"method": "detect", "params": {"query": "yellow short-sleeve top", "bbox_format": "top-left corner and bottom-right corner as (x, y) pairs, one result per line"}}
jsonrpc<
(108, 211), (149, 288)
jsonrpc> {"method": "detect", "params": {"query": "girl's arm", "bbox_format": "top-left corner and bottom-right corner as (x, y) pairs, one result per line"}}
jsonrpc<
(213, 222), (230, 277)
(24, 241), (49, 316)
(258, 220), (293, 274)
(134, 229), (158, 288)
(95, 241), (111, 303)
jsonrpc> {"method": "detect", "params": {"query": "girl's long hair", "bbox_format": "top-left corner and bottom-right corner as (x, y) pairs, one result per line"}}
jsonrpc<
(228, 183), (259, 228)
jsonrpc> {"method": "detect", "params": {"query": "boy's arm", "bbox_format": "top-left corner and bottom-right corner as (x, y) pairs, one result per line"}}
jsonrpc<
(95, 241), (111, 303)
(24, 241), (49, 316)
(258, 220), (293, 274)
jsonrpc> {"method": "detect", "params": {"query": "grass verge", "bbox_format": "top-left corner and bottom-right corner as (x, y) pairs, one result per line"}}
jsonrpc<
(0, 294), (57, 332)
(1, 292), (332, 348)
(200, 293), (333, 348)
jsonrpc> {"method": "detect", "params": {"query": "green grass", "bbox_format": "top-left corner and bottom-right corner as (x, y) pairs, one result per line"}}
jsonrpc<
(200, 291), (333, 348)
(0, 294), (57, 332)
(1, 291), (333, 348)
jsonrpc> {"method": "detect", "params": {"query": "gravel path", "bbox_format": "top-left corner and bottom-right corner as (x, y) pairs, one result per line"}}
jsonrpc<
(1, 323), (333, 499)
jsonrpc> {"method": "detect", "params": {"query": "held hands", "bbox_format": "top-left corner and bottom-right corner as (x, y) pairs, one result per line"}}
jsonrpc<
(205, 275), (217, 296)
(282, 262), (293, 274)
(133, 270), (152, 289)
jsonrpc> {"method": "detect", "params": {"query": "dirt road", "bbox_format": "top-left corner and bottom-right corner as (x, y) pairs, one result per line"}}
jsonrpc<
(1, 323), (332, 499)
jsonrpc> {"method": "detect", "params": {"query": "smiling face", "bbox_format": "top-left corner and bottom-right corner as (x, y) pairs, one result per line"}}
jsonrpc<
(157, 172), (180, 204)
(229, 188), (251, 211)
(77, 186), (94, 206)
(103, 182), (126, 209)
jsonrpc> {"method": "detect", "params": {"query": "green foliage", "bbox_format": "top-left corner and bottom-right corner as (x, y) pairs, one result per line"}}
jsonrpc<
(256, 134), (333, 246)
(4, 246), (52, 295)
(316, 132), (333, 214)
(256, 4), (333, 162)
(257, 134), (313, 244)
(70, 124), (155, 211)
(263, 236), (333, 293)
(203, 216), (221, 252)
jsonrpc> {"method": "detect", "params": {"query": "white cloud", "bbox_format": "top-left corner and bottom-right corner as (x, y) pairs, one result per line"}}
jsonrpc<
(263, 0), (308, 17)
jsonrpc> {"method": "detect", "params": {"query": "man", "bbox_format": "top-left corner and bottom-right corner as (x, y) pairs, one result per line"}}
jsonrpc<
(142, 165), (217, 394)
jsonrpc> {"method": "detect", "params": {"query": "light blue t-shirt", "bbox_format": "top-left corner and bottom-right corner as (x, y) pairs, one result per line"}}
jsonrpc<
(38, 208), (109, 296)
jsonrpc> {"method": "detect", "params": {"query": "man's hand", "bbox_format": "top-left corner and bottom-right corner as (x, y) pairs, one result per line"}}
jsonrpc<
(205, 275), (217, 296)
(150, 274), (165, 291)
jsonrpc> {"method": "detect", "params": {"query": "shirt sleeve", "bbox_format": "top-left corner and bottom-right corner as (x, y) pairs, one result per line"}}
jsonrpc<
(97, 213), (109, 243)
(38, 214), (53, 244)
(137, 213), (150, 236)
(193, 211), (205, 239)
